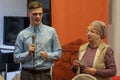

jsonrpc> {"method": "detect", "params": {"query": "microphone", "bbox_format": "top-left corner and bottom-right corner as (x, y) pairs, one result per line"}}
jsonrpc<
(32, 34), (36, 44)
(32, 34), (36, 56)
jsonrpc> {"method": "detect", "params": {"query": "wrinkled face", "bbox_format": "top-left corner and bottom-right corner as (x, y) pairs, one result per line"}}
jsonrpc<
(28, 8), (43, 27)
(87, 26), (101, 42)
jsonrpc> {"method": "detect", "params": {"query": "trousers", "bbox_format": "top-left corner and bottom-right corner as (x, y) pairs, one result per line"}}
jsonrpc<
(20, 68), (51, 80)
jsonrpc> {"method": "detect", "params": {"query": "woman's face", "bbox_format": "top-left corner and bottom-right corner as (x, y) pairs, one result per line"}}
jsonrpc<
(87, 25), (101, 42)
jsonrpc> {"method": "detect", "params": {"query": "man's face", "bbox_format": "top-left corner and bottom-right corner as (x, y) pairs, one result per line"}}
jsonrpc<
(28, 8), (43, 27)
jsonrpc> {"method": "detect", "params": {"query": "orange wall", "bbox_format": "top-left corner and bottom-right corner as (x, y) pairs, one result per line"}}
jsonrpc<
(51, 0), (108, 46)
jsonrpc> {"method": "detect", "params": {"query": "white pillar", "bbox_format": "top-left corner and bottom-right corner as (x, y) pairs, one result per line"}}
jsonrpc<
(108, 0), (120, 75)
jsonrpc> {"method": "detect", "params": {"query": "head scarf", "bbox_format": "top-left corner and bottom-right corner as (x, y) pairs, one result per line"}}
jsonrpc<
(89, 20), (107, 39)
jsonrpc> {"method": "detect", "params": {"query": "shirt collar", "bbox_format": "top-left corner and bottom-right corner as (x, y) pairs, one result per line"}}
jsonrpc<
(30, 23), (43, 32)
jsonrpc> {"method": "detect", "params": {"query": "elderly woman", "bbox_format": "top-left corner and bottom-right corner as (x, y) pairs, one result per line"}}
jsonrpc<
(72, 20), (117, 80)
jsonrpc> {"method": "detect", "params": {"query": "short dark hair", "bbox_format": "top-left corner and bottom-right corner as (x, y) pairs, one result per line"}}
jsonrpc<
(28, 1), (43, 11)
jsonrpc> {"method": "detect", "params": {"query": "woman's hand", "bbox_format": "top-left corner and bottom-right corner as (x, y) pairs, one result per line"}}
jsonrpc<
(83, 67), (97, 75)
(72, 60), (80, 67)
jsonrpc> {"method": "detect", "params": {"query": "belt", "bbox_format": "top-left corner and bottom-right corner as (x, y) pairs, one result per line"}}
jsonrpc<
(22, 67), (50, 74)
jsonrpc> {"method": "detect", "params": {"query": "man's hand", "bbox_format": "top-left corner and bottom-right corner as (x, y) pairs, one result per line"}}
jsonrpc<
(40, 51), (48, 59)
(29, 44), (36, 55)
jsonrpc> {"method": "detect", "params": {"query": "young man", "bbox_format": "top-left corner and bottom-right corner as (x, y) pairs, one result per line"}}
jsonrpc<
(14, 1), (62, 80)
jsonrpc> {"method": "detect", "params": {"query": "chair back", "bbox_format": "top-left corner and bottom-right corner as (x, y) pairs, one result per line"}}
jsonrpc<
(72, 74), (97, 80)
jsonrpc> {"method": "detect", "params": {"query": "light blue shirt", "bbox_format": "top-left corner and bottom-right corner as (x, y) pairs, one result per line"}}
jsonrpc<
(14, 23), (62, 70)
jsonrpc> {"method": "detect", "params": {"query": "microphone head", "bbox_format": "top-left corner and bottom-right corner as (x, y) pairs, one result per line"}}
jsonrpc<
(32, 34), (36, 44)
(32, 34), (36, 39)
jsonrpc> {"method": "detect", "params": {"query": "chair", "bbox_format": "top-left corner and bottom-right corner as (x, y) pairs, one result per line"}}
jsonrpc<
(112, 76), (120, 80)
(0, 75), (4, 80)
(72, 74), (97, 80)
(12, 73), (20, 80)
(0, 52), (20, 80)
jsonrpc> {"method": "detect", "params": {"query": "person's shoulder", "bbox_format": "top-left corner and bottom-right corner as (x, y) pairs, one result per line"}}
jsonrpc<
(79, 42), (89, 50)
(81, 42), (89, 47)
(102, 41), (110, 48)
(18, 27), (31, 36)
(101, 41), (114, 53)
(42, 24), (56, 32)
(43, 24), (54, 29)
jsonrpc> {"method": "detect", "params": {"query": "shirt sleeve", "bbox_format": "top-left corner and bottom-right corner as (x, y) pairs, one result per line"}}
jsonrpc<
(96, 47), (117, 78)
(47, 29), (62, 61)
(14, 33), (32, 63)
